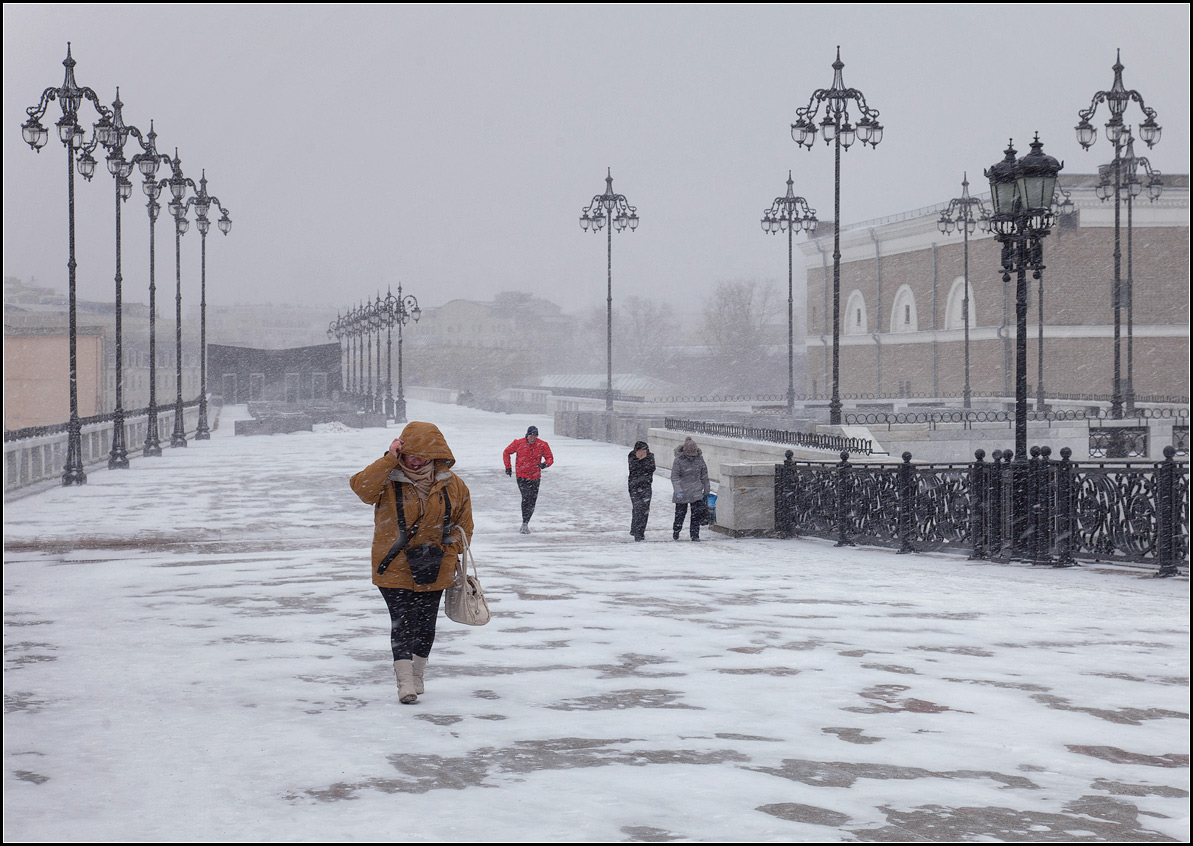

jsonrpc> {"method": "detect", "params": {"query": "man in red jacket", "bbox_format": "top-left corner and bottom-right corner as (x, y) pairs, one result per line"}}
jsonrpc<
(503, 426), (554, 533)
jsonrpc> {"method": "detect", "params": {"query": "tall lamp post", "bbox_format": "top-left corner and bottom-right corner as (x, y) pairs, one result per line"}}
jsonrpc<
(938, 174), (991, 409)
(762, 172), (818, 415)
(1095, 129), (1163, 414)
(390, 283), (420, 424)
(131, 121), (172, 456)
(985, 135), (1062, 556)
(579, 169), (639, 413)
(187, 171), (231, 438)
(1075, 49), (1161, 419)
(791, 46), (884, 425)
(78, 89), (142, 469)
(164, 150), (196, 447)
(20, 43), (112, 486)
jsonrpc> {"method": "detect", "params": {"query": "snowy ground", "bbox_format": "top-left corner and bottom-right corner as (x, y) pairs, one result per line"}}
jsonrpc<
(3, 400), (1189, 842)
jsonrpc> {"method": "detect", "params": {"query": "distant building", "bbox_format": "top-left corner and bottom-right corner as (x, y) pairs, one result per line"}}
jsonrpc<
(798, 174), (1189, 402)
(207, 343), (341, 404)
(3, 277), (200, 431)
(410, 292), (582, 394)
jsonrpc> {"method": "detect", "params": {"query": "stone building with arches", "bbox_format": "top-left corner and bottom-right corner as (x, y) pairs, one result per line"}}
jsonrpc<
(799, 174), (1188, 403)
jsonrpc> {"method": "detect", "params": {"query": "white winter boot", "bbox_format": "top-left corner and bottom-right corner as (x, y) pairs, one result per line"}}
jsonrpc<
(412, 654), (428, 695)
(394, 659), (418, 704)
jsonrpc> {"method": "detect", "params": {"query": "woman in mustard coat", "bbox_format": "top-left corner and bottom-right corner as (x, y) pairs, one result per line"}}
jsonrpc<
(350, 421), (474, 704)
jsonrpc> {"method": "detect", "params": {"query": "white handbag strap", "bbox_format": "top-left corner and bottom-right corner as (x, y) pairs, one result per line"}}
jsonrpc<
(457, 531), (478, 580)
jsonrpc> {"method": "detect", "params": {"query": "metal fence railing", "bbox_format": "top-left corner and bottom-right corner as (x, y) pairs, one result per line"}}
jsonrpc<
(667, 418), (874, 456)
(775, 446), (1188, 576)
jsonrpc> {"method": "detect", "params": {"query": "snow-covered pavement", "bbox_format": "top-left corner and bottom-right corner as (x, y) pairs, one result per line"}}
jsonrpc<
(3, 401), (1189, 842)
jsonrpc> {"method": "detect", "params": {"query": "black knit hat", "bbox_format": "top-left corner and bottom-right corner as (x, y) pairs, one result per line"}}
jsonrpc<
(634, 441), (648, 451)
(527, 426), (539, 437)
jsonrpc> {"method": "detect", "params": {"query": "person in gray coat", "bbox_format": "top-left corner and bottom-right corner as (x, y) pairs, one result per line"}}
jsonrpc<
(671, 436), (710, 541)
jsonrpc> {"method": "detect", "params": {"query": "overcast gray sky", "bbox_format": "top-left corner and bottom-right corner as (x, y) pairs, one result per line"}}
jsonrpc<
(4, 4), (1189, 315)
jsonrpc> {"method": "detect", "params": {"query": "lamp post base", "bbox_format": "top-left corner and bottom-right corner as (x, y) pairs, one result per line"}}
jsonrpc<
(171, 401), (188, 448)
(63, 424), (87, 486)
(108, 410), (130, 469)
(195, 398), (211, 440)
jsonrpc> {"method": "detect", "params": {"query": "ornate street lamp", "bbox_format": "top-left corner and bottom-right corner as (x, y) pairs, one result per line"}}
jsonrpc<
(76, 88), (143, 469)
(580, 169), (639, 414)
(20, 43), (112, 485)
(390, 283), (420, 423)
(185, 171), (231, 439)
(163, 149), (197, 447)
(1095, 128), (1163, 415)
(939, 174), (991, 409)
(1076, 49), (1161, 420)
(380, 291), (396, 418)
(130, 122), (175, 455)
(791, 46), (884, 425)
(762, 172), (818, 415)
(986, 135), (1063, 557)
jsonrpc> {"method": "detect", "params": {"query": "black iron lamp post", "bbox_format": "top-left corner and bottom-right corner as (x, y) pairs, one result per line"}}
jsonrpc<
(985, 135), (1063, 556)
(1076, 50), (1161, 420)
(131, 121), (173, 456)
(164, 150), (196, 447)
(80, 89), (142, 469)
(187, 171), (231, 439)
(381, 290), (396, 418)
(579, 169), (639, 413)
(390, 283), (420, 424)
(20, 43), (113, 486)
(762, 172), (818, 415)
(938, 174), (991, 409)
(791, 46), (884, 426)
(1095, 129), (1162, 415)
(364, 299), (377, 412)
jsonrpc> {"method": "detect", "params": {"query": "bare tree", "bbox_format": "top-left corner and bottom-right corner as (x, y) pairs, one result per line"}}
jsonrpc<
(699, 279), (784, 395)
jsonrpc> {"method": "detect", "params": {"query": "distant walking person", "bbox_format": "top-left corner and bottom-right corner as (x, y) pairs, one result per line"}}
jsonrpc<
(627, 440), (655, 541)
(503, 426), (553, 533)
(671, 436), (710, 542)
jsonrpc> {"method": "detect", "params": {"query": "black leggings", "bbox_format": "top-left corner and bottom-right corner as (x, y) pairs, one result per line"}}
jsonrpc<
(517, 477), (541, 523)
(674, 500), (708, 539)
(378, 587), (443, 661)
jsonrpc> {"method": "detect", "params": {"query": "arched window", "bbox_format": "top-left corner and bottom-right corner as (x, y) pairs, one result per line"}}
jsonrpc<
(844, 290), (868, 335)
(944, 276), (978, 330)
(890, 285), (918, 333)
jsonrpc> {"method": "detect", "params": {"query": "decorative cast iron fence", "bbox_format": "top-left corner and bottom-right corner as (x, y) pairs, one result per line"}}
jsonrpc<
(775, 446), (1187, 576)
(4, 399), (202, 443)
(666, 418), (873, 456)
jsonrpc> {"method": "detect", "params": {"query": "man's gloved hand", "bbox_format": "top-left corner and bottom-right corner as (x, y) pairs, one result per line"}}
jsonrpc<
(506, 467), (512, 476)
(539, 461), (548, 471)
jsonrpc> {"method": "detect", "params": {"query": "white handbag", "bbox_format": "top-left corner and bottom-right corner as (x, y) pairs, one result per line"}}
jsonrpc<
(445, 534), (491, 626)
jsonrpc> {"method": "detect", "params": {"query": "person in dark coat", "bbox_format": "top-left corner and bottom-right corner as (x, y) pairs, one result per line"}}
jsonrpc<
(627, 440), (656, 541)
(671, 436), (710, 541)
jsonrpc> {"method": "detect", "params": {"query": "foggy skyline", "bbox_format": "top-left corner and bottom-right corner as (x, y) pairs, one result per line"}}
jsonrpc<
(3, 5), (1189, 316)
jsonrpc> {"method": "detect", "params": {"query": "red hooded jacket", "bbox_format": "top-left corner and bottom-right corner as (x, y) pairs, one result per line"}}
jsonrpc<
(503, 437), (553, 479)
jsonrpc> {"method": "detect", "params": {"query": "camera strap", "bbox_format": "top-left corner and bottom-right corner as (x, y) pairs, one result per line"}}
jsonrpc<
(377, 480), (452, 575)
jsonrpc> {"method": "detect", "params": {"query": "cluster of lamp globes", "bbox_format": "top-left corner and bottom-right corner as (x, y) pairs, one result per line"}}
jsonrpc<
(21, 109), (231, 238)
(329, 293), (421, 340)
(790, 112), (884, 150)
(579, 203), (639, 233)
